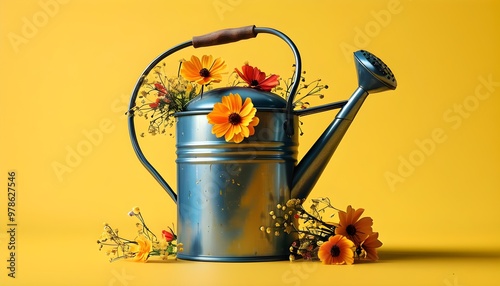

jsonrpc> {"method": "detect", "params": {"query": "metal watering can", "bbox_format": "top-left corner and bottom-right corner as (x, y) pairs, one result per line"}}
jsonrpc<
(128, 25), (397, 262)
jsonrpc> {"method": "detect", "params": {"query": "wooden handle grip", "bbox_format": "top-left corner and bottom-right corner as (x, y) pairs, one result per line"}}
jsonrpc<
(192, 25), (257, 48)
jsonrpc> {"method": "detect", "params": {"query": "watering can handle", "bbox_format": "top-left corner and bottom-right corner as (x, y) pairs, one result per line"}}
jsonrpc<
(192, 25), (258, 48)
(128, 26), (301, 202)
(193, 25), (301, 135)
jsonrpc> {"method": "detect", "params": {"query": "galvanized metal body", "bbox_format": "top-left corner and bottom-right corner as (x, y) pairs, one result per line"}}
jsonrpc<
(175, 87), (298, 261)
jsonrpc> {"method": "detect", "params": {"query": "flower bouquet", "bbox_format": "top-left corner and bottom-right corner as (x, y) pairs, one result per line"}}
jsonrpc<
(265, 198), (383, 264)
(97, 200), (382, 264)
(128, 54), (327, 140)
(97, 207), (182, 262)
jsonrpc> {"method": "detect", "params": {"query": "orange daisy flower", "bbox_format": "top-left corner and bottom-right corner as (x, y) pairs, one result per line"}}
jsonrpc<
(318, 235), (355, 265)
(335, 205), (373, 245)
(234, 63), (279, 91)
(361, 232), (383, 261)
(180, 55), (226, 85)
(128, 235), (152, 262)
(207, 93), (259, 143)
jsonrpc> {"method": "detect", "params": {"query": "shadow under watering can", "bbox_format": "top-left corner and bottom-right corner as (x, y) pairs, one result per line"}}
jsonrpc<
(127, 25), (397, 262)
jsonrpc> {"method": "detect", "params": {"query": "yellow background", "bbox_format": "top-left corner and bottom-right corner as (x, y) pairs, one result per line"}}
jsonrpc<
(1, 0), (499, 285)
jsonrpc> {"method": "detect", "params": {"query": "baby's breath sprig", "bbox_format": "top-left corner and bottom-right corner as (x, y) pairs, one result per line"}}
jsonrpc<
(290, 198), (338, 240)
(97, 223), (139, 262)
(259, 199), (302, 237)
(293, 78), (329, 109)
(275, 68), (329, 136)
(227, 70), (242, 87)
(275, 68), (329, 109)
(257, 198), (339, 261)
(127, 206), (157, 242)
(97, 207), (182, 262)
(127, 62), (199, 136)
(258, 197), (341, 261)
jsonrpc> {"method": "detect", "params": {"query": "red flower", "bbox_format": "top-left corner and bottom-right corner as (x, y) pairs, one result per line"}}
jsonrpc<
(162, 229), (176, 242)
(149, 98), (161, 109)
(234, 64), (279, 91)
(154, 83), (168, 96)
(148, 83), (171, 109)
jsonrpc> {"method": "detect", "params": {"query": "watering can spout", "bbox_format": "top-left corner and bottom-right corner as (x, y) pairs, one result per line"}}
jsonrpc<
(291, 50), (397, 199)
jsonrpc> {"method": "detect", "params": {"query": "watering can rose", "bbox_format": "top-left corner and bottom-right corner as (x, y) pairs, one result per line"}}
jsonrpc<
(207, 93), (259, 143)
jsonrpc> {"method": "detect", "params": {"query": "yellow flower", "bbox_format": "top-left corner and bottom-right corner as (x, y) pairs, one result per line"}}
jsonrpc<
(318, 235), (355, 265)
(207, 93), (259, 143)
(128, 235), (152, 262)
(180, 55), (226, 85)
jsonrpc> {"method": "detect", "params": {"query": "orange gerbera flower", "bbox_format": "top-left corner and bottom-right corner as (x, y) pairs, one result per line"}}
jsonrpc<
(318, 235), (355, 265)
(207, 93), (259, 143)
(361, 232), (383, 261)
(234, 63), (279, 91)
(335, 205), (373, 246)
(128, 235), (152, 262)
(180, 55), (226, 85)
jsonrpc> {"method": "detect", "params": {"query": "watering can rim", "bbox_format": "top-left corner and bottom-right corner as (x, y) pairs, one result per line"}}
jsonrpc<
(182, 86), (288, 112)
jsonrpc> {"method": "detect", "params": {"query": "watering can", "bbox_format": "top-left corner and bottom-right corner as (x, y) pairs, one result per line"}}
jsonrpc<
(128, 25), (397, 262)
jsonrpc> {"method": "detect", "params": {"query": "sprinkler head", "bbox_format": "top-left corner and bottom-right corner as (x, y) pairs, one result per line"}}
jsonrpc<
(354, 50), (397, 93)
